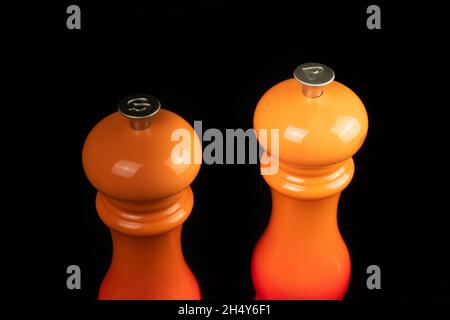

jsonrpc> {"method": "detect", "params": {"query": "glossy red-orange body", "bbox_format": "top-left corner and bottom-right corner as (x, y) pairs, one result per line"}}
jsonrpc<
(82, 109), (202, 300)
(252, 78), (368, 299)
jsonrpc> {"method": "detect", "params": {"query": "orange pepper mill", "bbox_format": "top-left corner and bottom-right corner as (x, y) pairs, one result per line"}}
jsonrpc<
(252, 63), (368, 299)
(82, 94), (202, 299)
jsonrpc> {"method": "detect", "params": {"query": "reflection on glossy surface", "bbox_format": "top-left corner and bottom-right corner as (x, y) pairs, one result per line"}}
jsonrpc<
(263, 157), (354, 200)
(330, 116), (361, 144)
(111, 160), (143, 178)
(283, 125), (309, 144)
(165, 150), (192, 175)
(286, 174), (304, 183)
(282, 182), (305, 192)
(326, 173), (351, 190)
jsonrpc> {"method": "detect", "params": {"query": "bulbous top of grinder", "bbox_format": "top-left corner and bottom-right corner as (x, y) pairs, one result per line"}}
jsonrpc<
(254, 63), (368, 167)
(82, 94), (202, 202)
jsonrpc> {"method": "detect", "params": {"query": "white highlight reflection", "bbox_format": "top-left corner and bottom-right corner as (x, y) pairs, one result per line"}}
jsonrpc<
(330, 116), (361, 144)
(165, 150), (191, 175)
(283, 125), (309, 144)
(111, 160), (143, 178)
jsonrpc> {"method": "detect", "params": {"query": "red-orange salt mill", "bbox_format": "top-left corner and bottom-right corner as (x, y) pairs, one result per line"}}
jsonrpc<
(252, 63), (368, 299)
(82, 94), (202, 299)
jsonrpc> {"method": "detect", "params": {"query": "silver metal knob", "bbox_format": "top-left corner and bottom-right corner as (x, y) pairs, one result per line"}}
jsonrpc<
(294, 63), (335, 98)
(118, 94), (161, 130)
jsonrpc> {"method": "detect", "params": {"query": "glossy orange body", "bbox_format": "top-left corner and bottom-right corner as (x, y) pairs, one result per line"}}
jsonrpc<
(252, 78), (368, 299)
(82, 109), (202, 300)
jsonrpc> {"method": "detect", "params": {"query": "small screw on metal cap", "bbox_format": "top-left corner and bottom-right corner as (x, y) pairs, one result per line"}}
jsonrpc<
(294, 63), (335, 98)
(118, 94), (161, 130)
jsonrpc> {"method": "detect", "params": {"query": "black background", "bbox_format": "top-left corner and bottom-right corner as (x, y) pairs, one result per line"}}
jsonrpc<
(33, 0), (448, 310)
